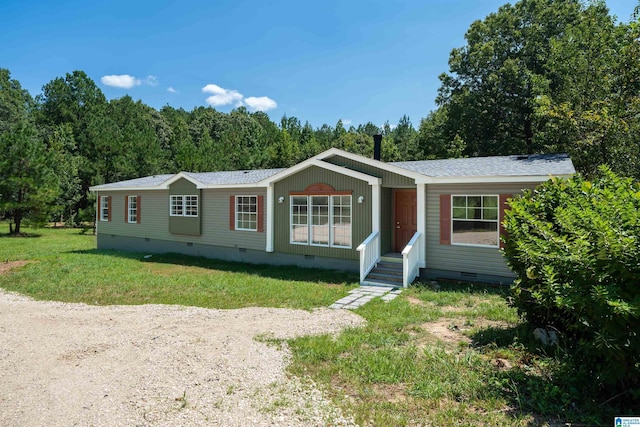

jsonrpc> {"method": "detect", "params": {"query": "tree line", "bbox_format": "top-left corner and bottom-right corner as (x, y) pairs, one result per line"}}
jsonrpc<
(1, 0), (638, 234)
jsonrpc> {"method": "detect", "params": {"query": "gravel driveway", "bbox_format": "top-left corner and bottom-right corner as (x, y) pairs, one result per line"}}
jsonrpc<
(0, 289), (364, 426)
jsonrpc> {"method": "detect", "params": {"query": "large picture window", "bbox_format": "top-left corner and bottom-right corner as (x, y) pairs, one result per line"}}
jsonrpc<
(235, 196), (257, 231)
(290, 195), (351, 248)
(451, 195), (498, 247)
(170, 195), (198, 217)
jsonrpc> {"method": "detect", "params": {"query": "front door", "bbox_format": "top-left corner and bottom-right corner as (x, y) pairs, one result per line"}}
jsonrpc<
(394, 189), (417, 252)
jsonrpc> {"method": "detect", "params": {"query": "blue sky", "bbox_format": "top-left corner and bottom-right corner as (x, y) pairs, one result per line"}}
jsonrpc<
(1, 0), (636, 129)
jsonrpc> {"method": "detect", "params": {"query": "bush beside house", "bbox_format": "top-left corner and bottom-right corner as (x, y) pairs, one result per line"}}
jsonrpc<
(503, 167), (640, 388)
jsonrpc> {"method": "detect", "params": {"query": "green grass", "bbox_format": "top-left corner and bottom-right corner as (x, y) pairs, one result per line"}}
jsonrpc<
(287, 283), (629, 426)
(1, 225), (630, 425)
(0, 225), (356, 309)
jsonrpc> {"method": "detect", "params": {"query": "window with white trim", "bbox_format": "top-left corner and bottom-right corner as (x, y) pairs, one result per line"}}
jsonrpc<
(170, 195), (198, 217)
(127, 195), (137, 223)
(331, 195), (351, 247)
(235, 195), (257, 231)
(291, 196), (309, 244)
(451, 195), (498, 247)
(184, 195), (198, 217)
(290, 195), (352, 248)
(100, 196), (109, 221)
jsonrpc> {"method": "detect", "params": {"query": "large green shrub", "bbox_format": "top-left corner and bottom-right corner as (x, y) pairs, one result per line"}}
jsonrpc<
(503, 167), (640, 386)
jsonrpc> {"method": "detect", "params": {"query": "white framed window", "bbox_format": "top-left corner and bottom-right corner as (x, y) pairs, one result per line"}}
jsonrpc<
(291, 196), (309, 244)
(331, 195), (351, 248)
(127, 195), (137, 223)
(170, 195), (183, 216)
(170, 195), (198, 217)
(185, 195), (198, 217)
(235, 195), (257, 231)
(451, 195), (499, 247)
(100, 195), (109, 221)
(290, 195), (352, 248)
(310, 196), (329, 246)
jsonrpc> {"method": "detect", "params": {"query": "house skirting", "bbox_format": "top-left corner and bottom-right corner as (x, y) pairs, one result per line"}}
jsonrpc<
(97, 234), (359, 272)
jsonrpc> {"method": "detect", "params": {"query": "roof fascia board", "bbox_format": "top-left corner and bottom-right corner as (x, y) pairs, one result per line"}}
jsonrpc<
(90, 182), (271, 192)
(418, 174), (573, 185)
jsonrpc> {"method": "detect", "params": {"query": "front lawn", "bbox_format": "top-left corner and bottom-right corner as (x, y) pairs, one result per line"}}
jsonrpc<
(0, 225), (356, 309)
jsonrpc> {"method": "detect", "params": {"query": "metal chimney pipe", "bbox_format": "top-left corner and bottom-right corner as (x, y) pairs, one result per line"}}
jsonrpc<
(373, 134), (382, 161)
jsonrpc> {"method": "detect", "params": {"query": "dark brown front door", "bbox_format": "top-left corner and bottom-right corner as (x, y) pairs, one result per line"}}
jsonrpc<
(394, 189), (417, 252)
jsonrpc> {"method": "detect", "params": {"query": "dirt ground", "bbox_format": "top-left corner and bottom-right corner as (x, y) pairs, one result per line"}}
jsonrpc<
(0, 287), (364, 427)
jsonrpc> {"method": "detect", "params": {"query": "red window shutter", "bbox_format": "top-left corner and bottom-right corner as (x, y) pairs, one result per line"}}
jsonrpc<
(107, 196), (112, 221)
(257, 195), (264, 233)
(125, 195), (129, 223)
(97, 195), (101, 221)
(229, 195), (235, 230)
(137, 196), (141, 224)
(499, 194), (512, 249)
(440, 194), (451, 245)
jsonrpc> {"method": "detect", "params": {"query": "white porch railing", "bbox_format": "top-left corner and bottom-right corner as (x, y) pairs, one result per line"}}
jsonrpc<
(356, 231), (380, 284)
(402, 232), (421, 288)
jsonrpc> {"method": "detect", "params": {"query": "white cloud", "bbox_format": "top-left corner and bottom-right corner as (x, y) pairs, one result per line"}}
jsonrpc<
(201, 83), (278, 111)
(244, 96), (277, 112)
(167, 86), (178, 93)
(101, 74), (141, 89)
(342, 119), (352, 126)
(202, 84), (244, 107)
(144, 75), (159, 86)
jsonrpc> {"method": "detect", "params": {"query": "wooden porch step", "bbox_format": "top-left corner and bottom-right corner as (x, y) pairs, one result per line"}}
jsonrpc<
(366, 262), (403, 286)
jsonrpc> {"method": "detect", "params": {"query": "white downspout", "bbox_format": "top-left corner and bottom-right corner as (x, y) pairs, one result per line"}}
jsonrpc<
(417, 183), (426, 268)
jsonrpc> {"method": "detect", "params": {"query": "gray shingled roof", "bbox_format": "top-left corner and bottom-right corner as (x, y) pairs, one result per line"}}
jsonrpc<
(92, 153), (574, 190)
(183, 168), (284, 185)
(91, 168), (285, 190)
(91, 174), (174, 190)
(391, 153), (574, 177)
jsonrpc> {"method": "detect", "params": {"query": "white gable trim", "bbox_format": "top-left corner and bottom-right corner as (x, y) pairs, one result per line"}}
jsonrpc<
(261, 156), (382, 186)
(160, 172), (205, 189)
(315, 148), (426, 182)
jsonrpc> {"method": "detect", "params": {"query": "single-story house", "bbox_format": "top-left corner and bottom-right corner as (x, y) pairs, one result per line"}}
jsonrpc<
(89, 142), (574, 287)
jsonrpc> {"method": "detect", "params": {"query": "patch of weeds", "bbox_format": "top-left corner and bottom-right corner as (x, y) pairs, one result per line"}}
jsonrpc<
(175, 390), (187, 410)
(254, 332), (285, 350)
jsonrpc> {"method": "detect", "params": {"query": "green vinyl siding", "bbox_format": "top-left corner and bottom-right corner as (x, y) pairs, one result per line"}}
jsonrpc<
(169, 178), (201, 236)
(96, 190), (169, 239)
(323, 155), (415, 188)
(201, 188), (266, 250)
(273, 165), (372, 260)
(425, 182), (537, 278)
(96, 186), (267, 251)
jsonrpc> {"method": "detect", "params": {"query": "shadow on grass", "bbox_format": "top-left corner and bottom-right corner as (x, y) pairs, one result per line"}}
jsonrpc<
(468, 323), (639, 425)
(0, 232), (42, 238)
(413, 278), (512, 297)
(68, 249), (359, 286)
